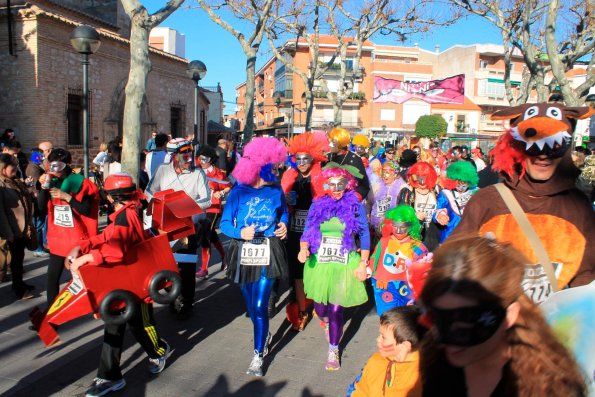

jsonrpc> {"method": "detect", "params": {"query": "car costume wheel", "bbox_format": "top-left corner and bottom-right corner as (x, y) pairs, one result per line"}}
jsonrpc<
(148, 270), (182, 304)
(99, 290), (136, 325)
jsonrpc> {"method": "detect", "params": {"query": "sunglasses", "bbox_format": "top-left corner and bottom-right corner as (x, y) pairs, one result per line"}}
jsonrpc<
(386, 150), (395, 155)
(355, 145), (367, 151)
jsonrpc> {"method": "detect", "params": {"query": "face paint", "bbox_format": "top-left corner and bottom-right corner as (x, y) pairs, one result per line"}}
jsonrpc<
(455, 181), (469, 193)
(392, 221), (412, 235)
(295, 154), (313, 165)
(49, 161), (66, 173)
(427, 303), (507, 347)
(329, 140), (339, 153)
(327, 176), (347, 192)
(199, 155), (211, 164)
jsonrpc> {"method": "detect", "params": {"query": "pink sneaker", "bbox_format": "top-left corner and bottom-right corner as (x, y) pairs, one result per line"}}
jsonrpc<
(325, 347), (340, 371)
(196, 269), (209, 279)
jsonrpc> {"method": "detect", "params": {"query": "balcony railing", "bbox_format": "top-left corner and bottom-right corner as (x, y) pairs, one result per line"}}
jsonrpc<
(312, 90), (365, 101)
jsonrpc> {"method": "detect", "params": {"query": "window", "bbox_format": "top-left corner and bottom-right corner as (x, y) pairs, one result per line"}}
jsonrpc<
(478, 80), (506, 97)
(402, 102), (430, 124)
(456, 115), (467, 132)
(380, 109), (395, 121)
(479, 60), (488, 69)
(66, 90), (84, 146)
(66, 88), (93, 146)
(170, 105), (185, 138)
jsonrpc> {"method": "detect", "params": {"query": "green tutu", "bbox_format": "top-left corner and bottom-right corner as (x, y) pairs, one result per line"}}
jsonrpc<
(303, 217), (368, 307)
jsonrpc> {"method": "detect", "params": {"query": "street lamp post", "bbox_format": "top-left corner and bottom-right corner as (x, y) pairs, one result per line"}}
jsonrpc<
(70, 25), (101, 178)
(186, 60), (207, 147)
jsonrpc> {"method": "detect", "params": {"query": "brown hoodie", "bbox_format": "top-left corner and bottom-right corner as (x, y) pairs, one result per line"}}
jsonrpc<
(449, 154), (594, 288)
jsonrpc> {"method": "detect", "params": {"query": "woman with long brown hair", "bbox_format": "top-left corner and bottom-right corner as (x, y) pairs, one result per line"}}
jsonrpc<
(419, 237), (586, 397)
(0, 153), (35, 299)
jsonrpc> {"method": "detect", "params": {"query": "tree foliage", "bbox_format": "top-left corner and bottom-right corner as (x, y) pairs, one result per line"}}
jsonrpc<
(415, 114), (447, 139)
(451, 0), (594, 106)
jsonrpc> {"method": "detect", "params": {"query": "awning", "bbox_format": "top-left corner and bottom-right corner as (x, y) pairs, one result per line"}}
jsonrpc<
(488, 78), (521, 85)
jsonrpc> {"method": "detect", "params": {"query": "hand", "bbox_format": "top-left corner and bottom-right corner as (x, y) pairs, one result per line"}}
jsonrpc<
(241, 225), (256, 241)
(25, 176), (34, 187)
(298, 248), (309, 263)
(416, 211), (426, 221)
(69, 254), (92, 276)
(39, 174), (51, 187)
(50, 188), (70, 202)
(213, 191), (220, 199)
(354, 263), (367, 281)
(436, 211), (449, 226)
(274, 222), (287, 239)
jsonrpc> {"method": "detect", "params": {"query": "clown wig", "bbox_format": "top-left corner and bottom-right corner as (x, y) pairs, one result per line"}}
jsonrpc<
(313, 166), (358, 197)
(327, 127), (351, 149)
(442, 160), (479, 190)
(383, 205), (422, 241)
(232, 137), (287, 185)
(286, 131), (329, 162)
(407, 161), (437, 189)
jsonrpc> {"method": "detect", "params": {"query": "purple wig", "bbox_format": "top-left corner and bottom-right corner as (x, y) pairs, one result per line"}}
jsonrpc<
(232, 137), (287, 185)
(301, 190), (362, 254)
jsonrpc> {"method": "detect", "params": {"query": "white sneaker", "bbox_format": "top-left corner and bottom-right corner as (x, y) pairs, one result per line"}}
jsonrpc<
(85, 378), (126, 397)
(148, 341), (171, 374)
(246, 350), (264, 377)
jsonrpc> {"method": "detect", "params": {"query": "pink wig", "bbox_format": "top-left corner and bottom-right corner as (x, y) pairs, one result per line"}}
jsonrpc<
(313, 167), (358, 197)
(232, 137), (287, 185)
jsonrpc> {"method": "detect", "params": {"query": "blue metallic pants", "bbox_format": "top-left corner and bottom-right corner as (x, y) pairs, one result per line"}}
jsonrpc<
(241, 274), (274, 354)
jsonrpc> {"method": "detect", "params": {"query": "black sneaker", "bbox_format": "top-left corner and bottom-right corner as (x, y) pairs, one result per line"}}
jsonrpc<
(85, 378), (126, 397)
(176, 304), (193, 321)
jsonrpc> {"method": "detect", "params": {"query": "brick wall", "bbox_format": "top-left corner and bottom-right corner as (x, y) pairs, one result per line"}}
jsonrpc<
(0, 7), (198, 168)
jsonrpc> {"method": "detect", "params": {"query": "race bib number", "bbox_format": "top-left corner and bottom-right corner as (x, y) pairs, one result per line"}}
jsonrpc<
(67, 275), (84, 295)
(521, 263), (560, 304)
(291, 210), (308, 233)
(240, 238), (270, 266)
(54, 205), (74, 228)
(376, 196), (392, 215)
(318, 236), (348, 265)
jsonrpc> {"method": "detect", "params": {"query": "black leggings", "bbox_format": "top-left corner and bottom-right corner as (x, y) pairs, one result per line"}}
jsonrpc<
(9, 237), (26, 296)
(47, 253), (69, 307)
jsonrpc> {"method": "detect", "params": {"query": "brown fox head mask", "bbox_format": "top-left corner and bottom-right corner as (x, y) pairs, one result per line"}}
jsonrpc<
(491, 103), (593, 157)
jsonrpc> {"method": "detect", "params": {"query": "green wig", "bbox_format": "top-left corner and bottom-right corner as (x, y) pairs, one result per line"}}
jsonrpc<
(446, 161), (479, 188)
(384, 204), (422, 240)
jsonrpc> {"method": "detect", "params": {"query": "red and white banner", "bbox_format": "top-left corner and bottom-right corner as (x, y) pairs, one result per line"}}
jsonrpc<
(373, 74), (465, 104)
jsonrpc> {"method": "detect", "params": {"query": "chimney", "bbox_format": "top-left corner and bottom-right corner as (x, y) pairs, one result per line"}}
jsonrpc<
(414, 43), (419, 48)
(435, 44), (440, 53)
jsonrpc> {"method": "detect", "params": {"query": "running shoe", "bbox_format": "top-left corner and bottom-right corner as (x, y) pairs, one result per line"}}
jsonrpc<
(325, 347), (340, 371)
(246, 350), (264, 377)
(85, 378), (126, 397)
(148, 341), (171, 374)
(196, 269), (209, 279)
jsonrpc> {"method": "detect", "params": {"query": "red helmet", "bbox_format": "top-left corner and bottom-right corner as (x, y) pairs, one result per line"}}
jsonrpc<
(104, 172), (136, 197)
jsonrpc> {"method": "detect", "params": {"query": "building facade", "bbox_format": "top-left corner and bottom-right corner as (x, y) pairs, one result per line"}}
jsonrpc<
(0, 0), (205, 166)
(234, 36), (587, 148)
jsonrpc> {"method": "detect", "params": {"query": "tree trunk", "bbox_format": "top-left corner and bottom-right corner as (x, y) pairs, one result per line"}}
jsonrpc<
(121, 18), (151, 183)
(242, 50), (257, 143)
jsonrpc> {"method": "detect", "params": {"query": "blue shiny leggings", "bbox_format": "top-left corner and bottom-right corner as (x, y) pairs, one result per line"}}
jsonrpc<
(314, 302), (344, 346)
(241, 275), (274, 354)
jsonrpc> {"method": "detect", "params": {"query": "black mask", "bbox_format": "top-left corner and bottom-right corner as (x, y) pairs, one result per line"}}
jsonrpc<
(427, 303), (506, 346)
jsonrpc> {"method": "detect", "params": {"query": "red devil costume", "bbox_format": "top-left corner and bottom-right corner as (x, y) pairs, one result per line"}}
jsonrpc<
(450, 103), (595, 297)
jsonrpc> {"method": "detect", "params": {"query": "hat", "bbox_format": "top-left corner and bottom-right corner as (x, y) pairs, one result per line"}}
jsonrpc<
(167, 138), (192, 153)
(399, 149), (417, 168)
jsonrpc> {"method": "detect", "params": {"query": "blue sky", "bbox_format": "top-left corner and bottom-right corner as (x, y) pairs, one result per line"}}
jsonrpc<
(157, 5), (503, 115)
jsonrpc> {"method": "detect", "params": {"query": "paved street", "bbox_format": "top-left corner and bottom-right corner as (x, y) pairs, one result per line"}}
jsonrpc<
(0, 238), (379, 397)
